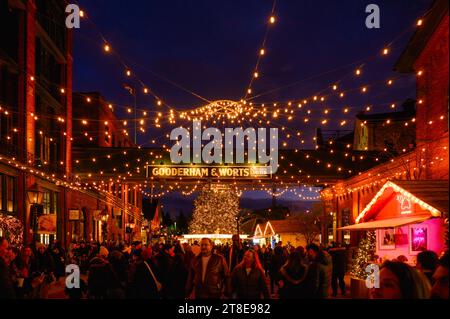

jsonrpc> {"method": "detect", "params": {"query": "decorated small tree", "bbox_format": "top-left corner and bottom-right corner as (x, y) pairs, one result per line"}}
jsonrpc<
(350, 231), (376, 279)
(189, 188), (239, 234)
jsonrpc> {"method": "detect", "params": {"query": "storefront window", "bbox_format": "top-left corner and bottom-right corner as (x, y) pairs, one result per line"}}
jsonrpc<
(0, 173), (17, 215)
(42, 191), (51, 214)
(37, 189), (58, 244)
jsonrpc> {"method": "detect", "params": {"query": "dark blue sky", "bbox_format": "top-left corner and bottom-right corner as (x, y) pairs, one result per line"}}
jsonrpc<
(74, 0), (431, 148)
(72, 0), (432, 206)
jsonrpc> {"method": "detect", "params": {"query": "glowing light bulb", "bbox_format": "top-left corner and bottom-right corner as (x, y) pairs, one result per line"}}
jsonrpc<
(417, 19), (423, 26)
(260, 48), (265, 55)
(104, 44), (110, 52)
(126, 70), (131, 77)
(355, 69), (361, 76)
(269, 16), (276, 24)
(79, 10), (85, 18)
(157, 100), (162, 106)
(254, 72), (259, 78)
(383, 48), (389, 55)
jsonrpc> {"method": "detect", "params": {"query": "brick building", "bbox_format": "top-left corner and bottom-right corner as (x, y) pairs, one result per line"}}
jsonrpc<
(321, 0), (449, 247)
(70, 92), (143, 244)
(0, 0), (143, 248)
(0, 0), (74, 246)
(353, 99), (416, 154)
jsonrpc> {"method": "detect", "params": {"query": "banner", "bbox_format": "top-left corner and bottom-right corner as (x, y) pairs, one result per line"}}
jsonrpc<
(68, 209), (80, 221)
(37, 214), (57, 234)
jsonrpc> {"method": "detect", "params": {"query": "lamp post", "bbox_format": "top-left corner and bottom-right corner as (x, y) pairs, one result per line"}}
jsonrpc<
(27, 188), (44, 244)
(100, 209), (109, 242)
(235, 216), (240, 235)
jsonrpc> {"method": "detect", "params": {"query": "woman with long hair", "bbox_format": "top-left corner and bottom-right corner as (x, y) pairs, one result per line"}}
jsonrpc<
(230, 249), (270, 299)
(370, 260), (431, 299)
(278, 251), (309, 299)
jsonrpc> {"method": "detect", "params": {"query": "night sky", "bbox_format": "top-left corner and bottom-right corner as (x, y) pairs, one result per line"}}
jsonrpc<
(72, 0), (433, 213)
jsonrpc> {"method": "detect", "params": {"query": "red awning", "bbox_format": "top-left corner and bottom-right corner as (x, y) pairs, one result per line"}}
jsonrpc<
(338, 215), (431, 231)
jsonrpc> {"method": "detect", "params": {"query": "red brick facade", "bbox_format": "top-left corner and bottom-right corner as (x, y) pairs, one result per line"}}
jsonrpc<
(321, 4), (449, 246)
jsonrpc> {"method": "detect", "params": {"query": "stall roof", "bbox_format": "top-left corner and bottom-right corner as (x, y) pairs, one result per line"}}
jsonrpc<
(264, 219), (302, 236)
(393, 180), (449, 215)
(355, 180), (448, 223)
(339, 215), (431, 231)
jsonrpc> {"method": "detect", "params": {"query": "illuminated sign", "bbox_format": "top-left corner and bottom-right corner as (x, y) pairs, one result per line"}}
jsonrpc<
(396, 194), (412, 215)
(146, 165), (271, 179)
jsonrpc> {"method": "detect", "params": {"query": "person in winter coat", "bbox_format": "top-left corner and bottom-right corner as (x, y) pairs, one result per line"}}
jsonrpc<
(168, 243), (189, 299)
(185, 238), (230, 299)
(129, 245), (160, 299)
(328, 242), (347, 297)
(230, 249), (270, 299)
(49, 240), (66, 281)
(269, 246), (286, 295)
(154, 244), (175, 298)
(279, 251), (309, 299)
(306, 243), (332, 299)
(87, 246), (122, 299)
(30, 243), (56, 298)
(227, 234), (244, 272)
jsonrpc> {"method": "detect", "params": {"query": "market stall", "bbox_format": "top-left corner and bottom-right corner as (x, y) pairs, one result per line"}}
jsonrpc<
(339, 180), (448, 264)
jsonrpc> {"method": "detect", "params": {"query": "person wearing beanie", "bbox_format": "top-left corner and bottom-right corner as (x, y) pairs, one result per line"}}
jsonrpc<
(99, 246), (109, 258)
(87, 245), (121, 299)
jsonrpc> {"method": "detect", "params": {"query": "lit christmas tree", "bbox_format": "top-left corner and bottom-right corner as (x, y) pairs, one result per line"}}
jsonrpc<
(350, 231), (376, 279)
(189, 188), (239, 234)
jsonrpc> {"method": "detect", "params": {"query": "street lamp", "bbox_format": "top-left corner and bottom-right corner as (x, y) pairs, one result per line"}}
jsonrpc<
(27, 187), (44, 243)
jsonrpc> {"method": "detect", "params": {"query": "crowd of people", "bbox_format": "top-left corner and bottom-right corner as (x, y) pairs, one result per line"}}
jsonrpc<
(0, 235), (448, 299)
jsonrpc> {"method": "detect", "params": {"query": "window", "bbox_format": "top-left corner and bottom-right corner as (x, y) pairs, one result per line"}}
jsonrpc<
(0, 174), (16, 215)
(105, 125), (110, 144)
(42, 191), (51, 214)
(6, 176), (14, 212)
(39, 234), (50, 245)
